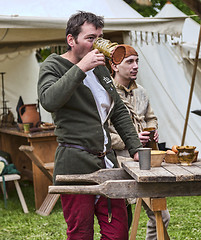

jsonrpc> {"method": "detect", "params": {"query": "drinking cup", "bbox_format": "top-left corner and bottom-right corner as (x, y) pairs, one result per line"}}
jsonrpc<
(138, 147), (151, 170)
(23, 123), (30, 133)
(143, 127), (158, 150)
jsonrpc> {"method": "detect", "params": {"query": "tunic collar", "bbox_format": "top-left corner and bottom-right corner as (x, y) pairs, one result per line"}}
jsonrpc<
(112, 78), (138, 93)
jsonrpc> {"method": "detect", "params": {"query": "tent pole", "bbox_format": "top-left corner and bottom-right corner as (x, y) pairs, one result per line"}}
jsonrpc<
(181, 24), (201, 145)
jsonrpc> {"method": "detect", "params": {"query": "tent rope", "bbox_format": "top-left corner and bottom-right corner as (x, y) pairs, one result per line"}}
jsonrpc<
(186, 57), (201, 73)
(0, 50), (32, 62)
(0, 29), (9, 41)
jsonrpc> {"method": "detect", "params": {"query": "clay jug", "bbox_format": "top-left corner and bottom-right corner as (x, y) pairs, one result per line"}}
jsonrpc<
(19, 104), (40, 127)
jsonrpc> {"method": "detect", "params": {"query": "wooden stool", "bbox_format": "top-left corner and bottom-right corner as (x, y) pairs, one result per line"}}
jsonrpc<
(0, 174), (29, 213)
(130, 198), (170, 240)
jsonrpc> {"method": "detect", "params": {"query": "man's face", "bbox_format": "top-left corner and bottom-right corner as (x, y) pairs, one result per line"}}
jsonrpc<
(116, 55), (139, 82)
(73, 22), (103, 61)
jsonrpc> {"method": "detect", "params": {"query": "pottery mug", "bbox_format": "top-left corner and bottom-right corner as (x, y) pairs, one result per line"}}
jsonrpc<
(23, 123), (30, 133)
(93, 37), (126, 64)
(143, 127), (159, 150)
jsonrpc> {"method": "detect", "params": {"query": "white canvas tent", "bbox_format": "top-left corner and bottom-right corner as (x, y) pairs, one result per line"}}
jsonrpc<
(0, 51), (39, 109)
(0, 0), (186, 123)
(2, 0), (198, 156)
(0, 0), (146, 122)
(129, 2), (201, 156)
(0, 0), (185, 54)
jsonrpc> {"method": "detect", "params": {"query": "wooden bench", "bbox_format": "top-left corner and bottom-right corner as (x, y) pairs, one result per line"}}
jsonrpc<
(19, 145), (59, 216)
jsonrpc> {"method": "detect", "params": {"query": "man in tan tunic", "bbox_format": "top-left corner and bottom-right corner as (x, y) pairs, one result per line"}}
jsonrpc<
(109, 44), (170, 240)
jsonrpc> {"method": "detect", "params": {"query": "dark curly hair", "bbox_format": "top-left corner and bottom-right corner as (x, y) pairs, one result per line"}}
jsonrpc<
(65, 11), (104, 51)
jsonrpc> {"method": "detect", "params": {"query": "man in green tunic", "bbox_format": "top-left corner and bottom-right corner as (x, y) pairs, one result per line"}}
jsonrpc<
(38, 11), (142, 240)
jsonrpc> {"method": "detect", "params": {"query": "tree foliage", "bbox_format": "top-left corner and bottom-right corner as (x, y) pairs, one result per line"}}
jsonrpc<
(123, 0), (200, 22)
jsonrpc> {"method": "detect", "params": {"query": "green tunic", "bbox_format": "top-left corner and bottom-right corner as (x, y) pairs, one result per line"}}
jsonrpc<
(38, 53), (142, 184)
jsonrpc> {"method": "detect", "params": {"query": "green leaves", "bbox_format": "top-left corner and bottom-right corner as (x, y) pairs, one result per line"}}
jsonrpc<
(123, 0), (200, 23)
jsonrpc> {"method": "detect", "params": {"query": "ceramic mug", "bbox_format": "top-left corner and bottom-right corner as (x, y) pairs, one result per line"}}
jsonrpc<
(23, 123), (30, 133)
(143, 127), (159, 150)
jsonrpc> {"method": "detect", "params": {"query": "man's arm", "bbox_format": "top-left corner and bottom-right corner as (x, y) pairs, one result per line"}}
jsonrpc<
(144, 101), (159, 142)
(110, 94), (142, 158)
(144, 102), (158, 129)
(38, 50), (105, 113)
(108, 123), (125, 150)
(38, 62), (86, 112)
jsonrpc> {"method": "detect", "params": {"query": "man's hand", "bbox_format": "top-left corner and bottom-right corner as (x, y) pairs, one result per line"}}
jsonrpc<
(133, 152), (139, 161)
(138, 131), (150, 147)
(77, 49), (105, 72)
(153, 130), (159, 142)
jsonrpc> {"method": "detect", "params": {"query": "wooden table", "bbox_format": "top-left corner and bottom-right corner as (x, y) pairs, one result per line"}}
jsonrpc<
(121, 160), (201, 198)
(49, 160), (201, 239)
(0, 127), (58, 209)
(49, 160), (201, 199)
(121, 160), (201, 240)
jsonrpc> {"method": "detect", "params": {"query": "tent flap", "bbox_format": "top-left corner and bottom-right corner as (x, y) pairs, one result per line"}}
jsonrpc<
(0, 15), (186, 54)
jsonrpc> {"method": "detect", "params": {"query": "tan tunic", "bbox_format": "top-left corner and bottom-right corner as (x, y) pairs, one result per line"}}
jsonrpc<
(109, 79), (158, 151)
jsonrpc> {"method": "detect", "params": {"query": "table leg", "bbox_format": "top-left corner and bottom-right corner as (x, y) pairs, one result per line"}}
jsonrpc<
(164, 222), (170, 240)
(130, 197), (170, 240)
(154, 211), (165, 240)
(130, 198), (142, 240)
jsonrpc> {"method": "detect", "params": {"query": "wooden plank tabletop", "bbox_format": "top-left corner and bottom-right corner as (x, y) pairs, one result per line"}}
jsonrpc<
(122, 160), (201, 183)
(0, 127), (55, 138)
(50, 159), (201, 198)
(122, 161), (175, 182)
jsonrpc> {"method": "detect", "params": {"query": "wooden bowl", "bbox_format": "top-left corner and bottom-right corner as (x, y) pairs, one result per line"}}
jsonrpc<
(177, 146), (196, 166)
(151, 150), (166, 167)
(165, 154), (179, 164)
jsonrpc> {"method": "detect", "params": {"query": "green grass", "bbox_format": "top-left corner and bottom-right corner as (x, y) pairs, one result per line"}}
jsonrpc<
(0, 181), (201, 239)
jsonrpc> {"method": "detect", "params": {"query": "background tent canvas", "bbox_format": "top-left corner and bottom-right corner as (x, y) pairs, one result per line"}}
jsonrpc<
(0, 0), (145, 123)
(2, 0), (198, 156)
(0, 0), (184, 54)
(130, 2), (201, 157)
(0, 51), (45, 121)
(0, 0), (185, 123)
(0, 0), (142, 18)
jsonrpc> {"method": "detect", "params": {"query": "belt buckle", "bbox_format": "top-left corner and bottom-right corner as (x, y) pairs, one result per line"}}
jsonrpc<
(97, 151), (106, 158)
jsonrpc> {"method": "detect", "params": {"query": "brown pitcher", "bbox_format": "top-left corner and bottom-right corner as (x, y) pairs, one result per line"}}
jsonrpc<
(19, 104), (40, 127)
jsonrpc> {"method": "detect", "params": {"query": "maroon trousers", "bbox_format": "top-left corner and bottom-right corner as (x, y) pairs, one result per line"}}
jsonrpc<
(61, 194), (128, 240)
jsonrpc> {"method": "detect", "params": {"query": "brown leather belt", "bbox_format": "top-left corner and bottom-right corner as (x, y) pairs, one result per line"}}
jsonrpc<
(59, 143), (112, 158)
